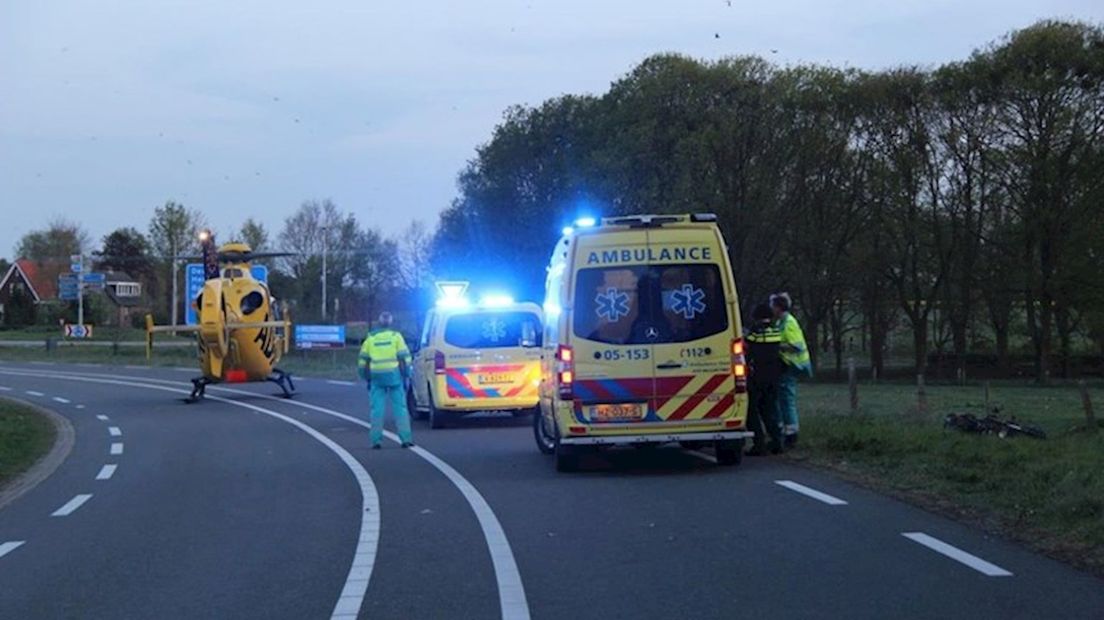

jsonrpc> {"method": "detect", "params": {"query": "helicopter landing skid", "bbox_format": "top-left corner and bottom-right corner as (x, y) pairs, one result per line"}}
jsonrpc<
(267, 368), (296, 399)
(187, 377), (212, 403)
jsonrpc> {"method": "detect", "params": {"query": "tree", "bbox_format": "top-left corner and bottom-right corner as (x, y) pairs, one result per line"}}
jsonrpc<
(148, 201), (207, 324)
(15, 218), (90, 262)
(238, 217), (269, 251)
(94, 227), (152, 278)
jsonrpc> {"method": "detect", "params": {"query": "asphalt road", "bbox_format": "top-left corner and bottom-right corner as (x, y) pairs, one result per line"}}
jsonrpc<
(0, 360), (1101, 619)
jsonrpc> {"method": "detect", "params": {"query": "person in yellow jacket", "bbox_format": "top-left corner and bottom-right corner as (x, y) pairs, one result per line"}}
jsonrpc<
(770, 292), (812, 447)
(358, 311), (414, 449)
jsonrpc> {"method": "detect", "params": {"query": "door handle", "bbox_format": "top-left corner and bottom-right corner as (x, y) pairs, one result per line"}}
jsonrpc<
(656, 361), (684, 370)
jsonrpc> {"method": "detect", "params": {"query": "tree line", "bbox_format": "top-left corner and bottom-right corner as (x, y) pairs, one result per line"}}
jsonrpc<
(5, 202), (433, 328)
(430, 20), (1104, 382)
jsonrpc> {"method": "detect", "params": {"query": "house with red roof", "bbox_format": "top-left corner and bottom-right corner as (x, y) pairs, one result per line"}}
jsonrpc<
(0, 258), (61, 325)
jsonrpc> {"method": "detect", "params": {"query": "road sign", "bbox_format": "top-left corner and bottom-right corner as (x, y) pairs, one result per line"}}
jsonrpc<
(294, 324), (346, 350)
(64, 324), (93, 338)
(185, 263), (271, 325)
(58, 274), (79, 301)
(81, 273), (105, 284)
(70, 254), (83, 273)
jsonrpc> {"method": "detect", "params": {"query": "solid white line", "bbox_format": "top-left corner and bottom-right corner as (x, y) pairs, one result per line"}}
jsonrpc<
(0, 541), (25, 558)
(685, 449), (717, 464)
(52, 494), (92, 516)
(25, 390), (44, 397)
(172, 367), (193, 372)
(775, 480), (848, 506)
(108, 426), (122, 437)
(29, 361), (54, 366)
(96, 464), (117, 480)
(0, 386), (11, 391)
(0, 368), (382, 620)
(75, 404), (85, 409)
(124, 365), (147, 370)
(96, 414), (110, 421)
(52, 396), (71, 404)
(326, 380), (356, 386)
(902, 532), (1013, 576)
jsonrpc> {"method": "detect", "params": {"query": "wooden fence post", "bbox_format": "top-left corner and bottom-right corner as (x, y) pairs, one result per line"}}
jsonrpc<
(1079, 380), (1096, 432)
(917, 373), (928, 414)
(984, 381), (991, 412)
(848, 357), (859, 414)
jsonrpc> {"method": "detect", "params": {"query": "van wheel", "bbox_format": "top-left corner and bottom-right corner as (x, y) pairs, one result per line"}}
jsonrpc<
(429, 402), (449, 429)
(715, 439), (744, 466)
(406, 388), (423, 420)
(554, 443), (579, 472)
(534, 411), (556, 455)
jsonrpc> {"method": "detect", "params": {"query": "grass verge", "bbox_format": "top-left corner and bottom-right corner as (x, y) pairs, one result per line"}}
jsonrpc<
(792, 381), (1104, 576)
(0, 399), (57, 487)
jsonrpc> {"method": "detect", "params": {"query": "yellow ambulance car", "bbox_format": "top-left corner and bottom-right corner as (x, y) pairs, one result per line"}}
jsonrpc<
(534, 214), (752, 471)
(410, 291), (543, 428)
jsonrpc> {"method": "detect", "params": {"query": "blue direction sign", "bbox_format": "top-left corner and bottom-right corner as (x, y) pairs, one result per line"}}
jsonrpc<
(58, 274), (80, 301)
(294, 324), (346, 350)
(185, 263), (270, 325)
(81, 273), (105, 284)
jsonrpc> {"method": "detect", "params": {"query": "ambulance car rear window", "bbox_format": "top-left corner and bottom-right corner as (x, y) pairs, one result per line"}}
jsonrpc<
(574, 264), (728, 344)
(444, 311), (542, 349)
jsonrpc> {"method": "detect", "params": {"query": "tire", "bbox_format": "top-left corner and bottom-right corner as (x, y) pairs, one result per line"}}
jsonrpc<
(429, 400), (449, 429)
(534, 409), (556, 455)
(554, 443), (579, 472)
(406, 388), (424, 420)
(715, 438), (745, 467)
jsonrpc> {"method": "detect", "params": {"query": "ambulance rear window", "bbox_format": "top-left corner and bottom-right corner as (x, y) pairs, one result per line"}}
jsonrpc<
(574, 264), (728, 344)
(444, 311), (542, 349)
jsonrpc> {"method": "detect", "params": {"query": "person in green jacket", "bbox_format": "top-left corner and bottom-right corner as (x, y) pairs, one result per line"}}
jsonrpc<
(358, 311), (414, 449)
(770, 292), (812, 447)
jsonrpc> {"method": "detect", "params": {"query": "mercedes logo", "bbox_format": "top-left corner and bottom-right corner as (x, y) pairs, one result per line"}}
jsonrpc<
(646, 327), (659, 339)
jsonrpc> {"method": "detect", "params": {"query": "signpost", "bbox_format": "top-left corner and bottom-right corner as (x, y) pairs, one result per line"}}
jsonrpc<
(71, 254), (84, 326)
(64, 324), (93, 339)
(185, 263), (270, 325)
(81, 272), (106, 291)
(294, 325), (346, 350)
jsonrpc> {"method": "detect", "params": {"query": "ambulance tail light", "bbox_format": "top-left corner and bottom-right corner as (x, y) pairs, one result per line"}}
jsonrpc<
(731, 338), (747, 394)
(434, 350), (446, 375)
(556, 345), (574, 399)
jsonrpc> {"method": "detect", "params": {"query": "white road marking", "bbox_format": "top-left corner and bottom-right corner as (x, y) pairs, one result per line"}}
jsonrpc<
(0, 541), (25, 558)
(108, 426), (122, 437)
(775, 480), (848, 506)
(52, 494), (93, 516)
(0, 386), (11, 391)
(0, 369), (382, 620)
(29, 361), (54, 366)
(172, 367), (194, 372)
(96, 464), (117, 480)
(124, 365), (147, 370)
(25, 390), (44, 397)
(75, 404), (85, 409)
(685, 449), (717, 464)
(326, 380), (356, 386)
(902, 532), (1013, 576)
(96, 414), (110, 421)
(52, 396), (71, 404)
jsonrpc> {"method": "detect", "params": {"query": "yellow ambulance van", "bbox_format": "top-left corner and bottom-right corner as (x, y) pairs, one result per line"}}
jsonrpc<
(410, 290), (543, 428)
(534, 214), (752, 471)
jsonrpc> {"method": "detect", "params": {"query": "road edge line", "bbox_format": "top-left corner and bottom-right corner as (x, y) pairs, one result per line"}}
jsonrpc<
(0, 396), (76, 512)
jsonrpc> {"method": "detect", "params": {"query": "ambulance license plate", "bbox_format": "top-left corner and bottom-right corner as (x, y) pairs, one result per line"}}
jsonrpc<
(591, 403), (644, 421)
(477, 372), (515, 385)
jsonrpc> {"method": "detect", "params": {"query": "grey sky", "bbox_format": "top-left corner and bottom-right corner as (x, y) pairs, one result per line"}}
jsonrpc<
(2, 1), (1100, 259)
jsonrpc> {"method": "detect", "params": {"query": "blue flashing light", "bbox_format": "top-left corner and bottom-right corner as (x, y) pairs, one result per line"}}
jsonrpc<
(480, 293), (515, 308)
(562, 226), (574, 236)
(575, 217), (597, 228)
(543, 301), (562, 317)
(436, 296), (471, 309)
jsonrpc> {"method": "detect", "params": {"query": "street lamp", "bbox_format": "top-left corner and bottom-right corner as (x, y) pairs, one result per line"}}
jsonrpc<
(320, 226), (328, 323)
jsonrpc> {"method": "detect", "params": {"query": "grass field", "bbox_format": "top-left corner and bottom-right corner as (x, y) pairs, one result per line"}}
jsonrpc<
(793, 380), (1104, 575)
(0, 400), (56, 487)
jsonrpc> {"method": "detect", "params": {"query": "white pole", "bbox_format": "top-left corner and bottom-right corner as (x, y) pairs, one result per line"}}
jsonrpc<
(170, 238), (178, 327)
(321, 226), (328, 323)
(77, 254), (84, 326)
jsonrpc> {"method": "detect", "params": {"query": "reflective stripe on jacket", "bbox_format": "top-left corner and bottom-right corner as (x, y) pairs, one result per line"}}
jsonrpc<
(358, 329), (411, 374)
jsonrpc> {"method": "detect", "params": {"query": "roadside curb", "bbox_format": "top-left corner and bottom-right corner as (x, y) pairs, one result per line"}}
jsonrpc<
(0, 397), (76, 512)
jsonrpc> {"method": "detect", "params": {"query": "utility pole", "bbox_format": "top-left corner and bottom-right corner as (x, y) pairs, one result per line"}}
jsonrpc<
(74, 253), (84, 326)
(170, 237), (178, 327)
(321, 225), (328, 323)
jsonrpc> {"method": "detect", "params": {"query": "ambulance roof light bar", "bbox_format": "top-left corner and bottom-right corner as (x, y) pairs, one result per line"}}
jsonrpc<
(479, 293), (515, 308)
(435, 281), (471, 308)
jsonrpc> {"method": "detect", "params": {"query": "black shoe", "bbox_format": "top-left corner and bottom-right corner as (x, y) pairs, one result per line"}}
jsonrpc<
(769, 442), (783, 455)
(401, 442), (415, 449)
(371, 444), (382, 450)
(784, 433), (798, 448)
(746, 446), (767, 457)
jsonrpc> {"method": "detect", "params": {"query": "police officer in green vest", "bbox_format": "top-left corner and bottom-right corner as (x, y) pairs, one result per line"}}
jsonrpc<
(358, 311), (414, 449)
(770, 292), (812, 447)
(745, 303), (784, 455)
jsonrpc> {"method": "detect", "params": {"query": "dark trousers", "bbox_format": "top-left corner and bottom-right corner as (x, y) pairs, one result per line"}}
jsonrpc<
(748, 380), (781, 451)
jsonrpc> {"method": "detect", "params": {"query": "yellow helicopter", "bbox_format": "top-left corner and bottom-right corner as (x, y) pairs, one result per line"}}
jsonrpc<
(146, 231), (295, 402)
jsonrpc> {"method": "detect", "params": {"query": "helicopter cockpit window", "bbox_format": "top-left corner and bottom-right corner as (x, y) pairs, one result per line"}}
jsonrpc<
(240, 291), (264, 316)
(223, 268), (244, 279)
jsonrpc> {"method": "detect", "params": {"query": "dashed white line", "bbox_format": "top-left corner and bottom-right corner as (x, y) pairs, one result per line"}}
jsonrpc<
(0, 386), (11, 391)
(52, 396), (71, 404)
(108, 426), (122, 437)
(684, 449), (717, 464)
(902, 532), (1013, 576)
(775, 480), (848, 506)
(51, 494), (92, 517)
(0, 541), (25, 558)
(110, 443), (124, 455)
(96, 414), (110, 421)
(326, 380), (356, 386)
(75, 404), (85, 409)
(25, 390), (44, 397)
(96, 464), (117, 480)
(124, 365), (147, 370)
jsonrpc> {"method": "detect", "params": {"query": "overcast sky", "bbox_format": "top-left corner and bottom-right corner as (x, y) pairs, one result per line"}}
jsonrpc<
(2, 0), (1101, 259)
